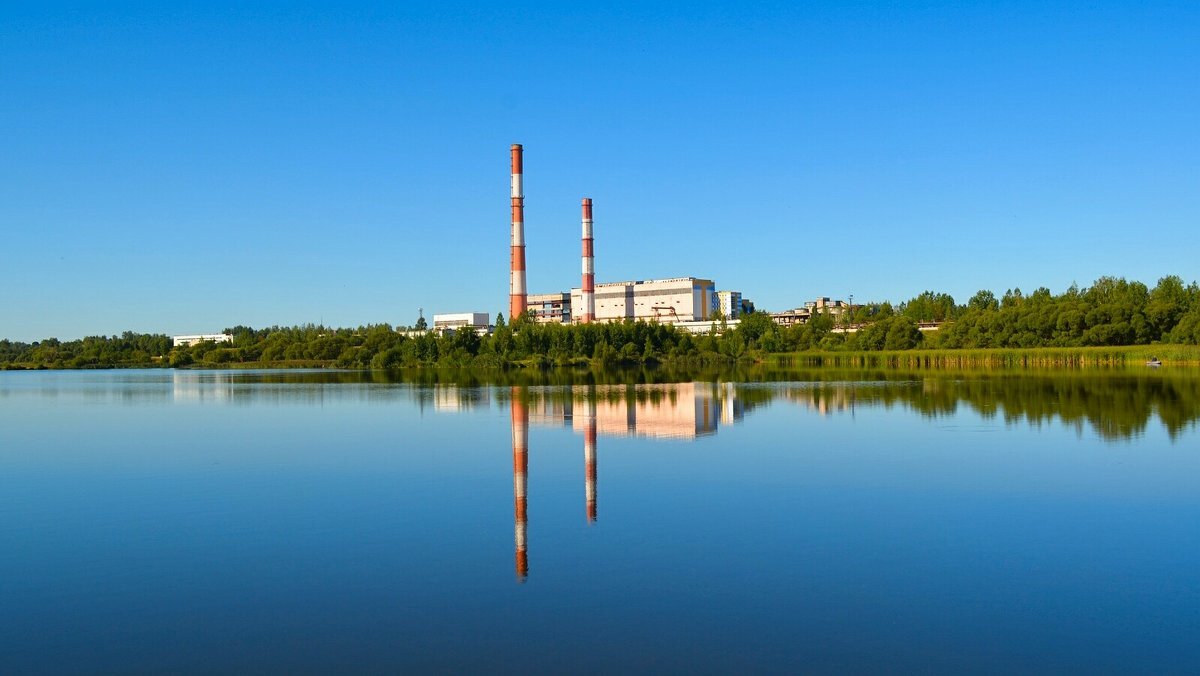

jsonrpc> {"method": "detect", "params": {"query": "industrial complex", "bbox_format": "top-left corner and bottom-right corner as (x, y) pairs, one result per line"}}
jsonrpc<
(162, 143), (850, 344)
(434, 143), (765, 335)
(170, 143), (860, 346)
(217, 142), (855, 344)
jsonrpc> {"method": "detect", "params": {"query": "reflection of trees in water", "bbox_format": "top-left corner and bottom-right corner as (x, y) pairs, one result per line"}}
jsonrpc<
(772, 373), (1200, 441)
(963, 375), (1200, 440)
(49, 366), (1196, 442)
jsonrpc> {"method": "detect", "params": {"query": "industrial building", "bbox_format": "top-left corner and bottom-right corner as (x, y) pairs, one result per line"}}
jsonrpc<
(172, 334), (232, 348)
(567, 276), (718, 324)
(716, 291), (756, 319)
(717, 291), (742, 319)
(528, 277), (719, 325)
(527, 292), (571, 324)
(769, 297), (850, 327)
(807, 297), (848, 315)
(432, 312), (491, 335)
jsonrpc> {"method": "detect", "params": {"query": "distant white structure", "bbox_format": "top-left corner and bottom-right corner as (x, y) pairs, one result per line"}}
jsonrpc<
(674, 319), (740, 335)
(769, 297), (848, 327)
(717, 291), (743, 319)
(173, 334), (233, 348)
(433, 312), (491, 335)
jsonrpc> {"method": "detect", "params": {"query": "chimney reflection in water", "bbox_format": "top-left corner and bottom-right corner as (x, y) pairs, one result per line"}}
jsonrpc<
(584, 391), (598, 524)
(511, 388), (529, 581)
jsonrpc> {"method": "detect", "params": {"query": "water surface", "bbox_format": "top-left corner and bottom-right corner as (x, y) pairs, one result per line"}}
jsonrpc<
(1, 369), (1197, 672)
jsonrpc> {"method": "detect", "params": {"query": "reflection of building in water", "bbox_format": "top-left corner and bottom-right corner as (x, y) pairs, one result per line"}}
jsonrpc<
(172, 371), (234, 402)
(528, 395), (573, 427)
(511, 389), (529, 582)
(433, 385), (492, 412)
(719, 382), (743, 425)
(522, 382), (746, 439)
(780, 384), (856, 416)
(575, 382), (726, 440)
(506, 382), (752, 581)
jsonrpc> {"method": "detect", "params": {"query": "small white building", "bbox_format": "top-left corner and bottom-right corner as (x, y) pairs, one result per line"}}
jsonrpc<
(173, 334), (233, 348)
(717, 291), (743, 319)
(433, 312), (491, 335)
(673, 319), (740, 335)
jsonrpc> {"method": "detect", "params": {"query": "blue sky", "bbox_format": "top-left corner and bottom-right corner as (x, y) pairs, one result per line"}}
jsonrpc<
(2, 2), (1197, 341)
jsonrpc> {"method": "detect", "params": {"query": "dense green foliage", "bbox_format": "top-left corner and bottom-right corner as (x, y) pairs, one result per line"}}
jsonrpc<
(1, 318), (736, 370)
(3, 275), (1199, 370)
(718, 275), (1200, 355)
(0, 332), (172, 369)
(911, 277), (1196, 346)
(932, 276), (1200, 348)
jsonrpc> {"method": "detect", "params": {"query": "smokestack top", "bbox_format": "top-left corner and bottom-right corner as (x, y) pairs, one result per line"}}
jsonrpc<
(510, 144), (523, 174)
(582, 197), (593, 219)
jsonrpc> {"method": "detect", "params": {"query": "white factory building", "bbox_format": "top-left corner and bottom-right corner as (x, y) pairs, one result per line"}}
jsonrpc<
(526, 277), (753, 325)
(432, 312), (491, 335)
(172, 334), (233, 348)
(716, 291), (755, 319)
(566, 277), (718, 324)
(527, 292), (572, 324)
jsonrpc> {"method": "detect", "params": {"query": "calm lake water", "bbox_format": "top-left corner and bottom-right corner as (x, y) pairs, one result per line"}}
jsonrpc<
(1, 368), (1197, 673)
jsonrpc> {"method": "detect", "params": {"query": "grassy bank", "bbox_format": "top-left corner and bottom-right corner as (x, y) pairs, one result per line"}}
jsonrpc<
(764, 345), (1200, 369)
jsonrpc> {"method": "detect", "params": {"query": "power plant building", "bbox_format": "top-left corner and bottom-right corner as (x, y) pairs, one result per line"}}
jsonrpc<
(172, 334), (233, 348)
(527, 292), (572, 324)
(566, 277), (718, 324)
(433, 312), (491, 334)
(716, 291), (744, 319)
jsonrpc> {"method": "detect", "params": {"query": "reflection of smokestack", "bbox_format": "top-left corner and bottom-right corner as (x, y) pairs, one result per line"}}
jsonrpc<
(509, 144), (527, 322)
(512, 389), (529, 581)
(580, 198), (595, 324)
(584, 394), (597, 523)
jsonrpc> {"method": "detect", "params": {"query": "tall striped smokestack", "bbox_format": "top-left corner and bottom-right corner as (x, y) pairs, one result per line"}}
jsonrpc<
(584, 392), (597, 523)
(509, 145), (527, 322)
(580, 198), (595, 323)
(512, 388), (529, 581)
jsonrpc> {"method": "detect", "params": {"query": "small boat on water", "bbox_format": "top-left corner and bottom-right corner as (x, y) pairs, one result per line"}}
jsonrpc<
(1146, 357), (1162, 367)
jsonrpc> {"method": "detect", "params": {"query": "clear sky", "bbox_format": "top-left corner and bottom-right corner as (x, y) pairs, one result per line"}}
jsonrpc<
(2, 1), (1197, 341)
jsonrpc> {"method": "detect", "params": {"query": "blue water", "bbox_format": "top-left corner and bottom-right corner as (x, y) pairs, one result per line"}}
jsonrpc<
(1, 370), (1197, 673)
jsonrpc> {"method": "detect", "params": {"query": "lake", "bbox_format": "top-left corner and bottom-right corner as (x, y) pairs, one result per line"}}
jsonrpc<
(1, 368), (1197, 673)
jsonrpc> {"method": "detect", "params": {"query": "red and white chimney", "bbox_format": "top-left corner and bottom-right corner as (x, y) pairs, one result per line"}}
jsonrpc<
(512, 389), (529, 581)
(509, 145), (527, 322)
(580, 197), (595, 323)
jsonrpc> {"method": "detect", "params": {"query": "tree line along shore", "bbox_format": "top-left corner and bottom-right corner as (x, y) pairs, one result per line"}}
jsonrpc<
(4, 275), (1200, 370)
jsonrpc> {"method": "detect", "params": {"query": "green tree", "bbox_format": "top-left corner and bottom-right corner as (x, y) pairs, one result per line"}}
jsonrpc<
(967, 290), (999, 312)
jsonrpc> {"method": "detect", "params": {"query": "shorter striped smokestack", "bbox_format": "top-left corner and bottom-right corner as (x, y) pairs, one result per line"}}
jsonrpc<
(580, 198), (595, 323)
(509, 144), (527, 322)
(512, 389), (529, 581)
